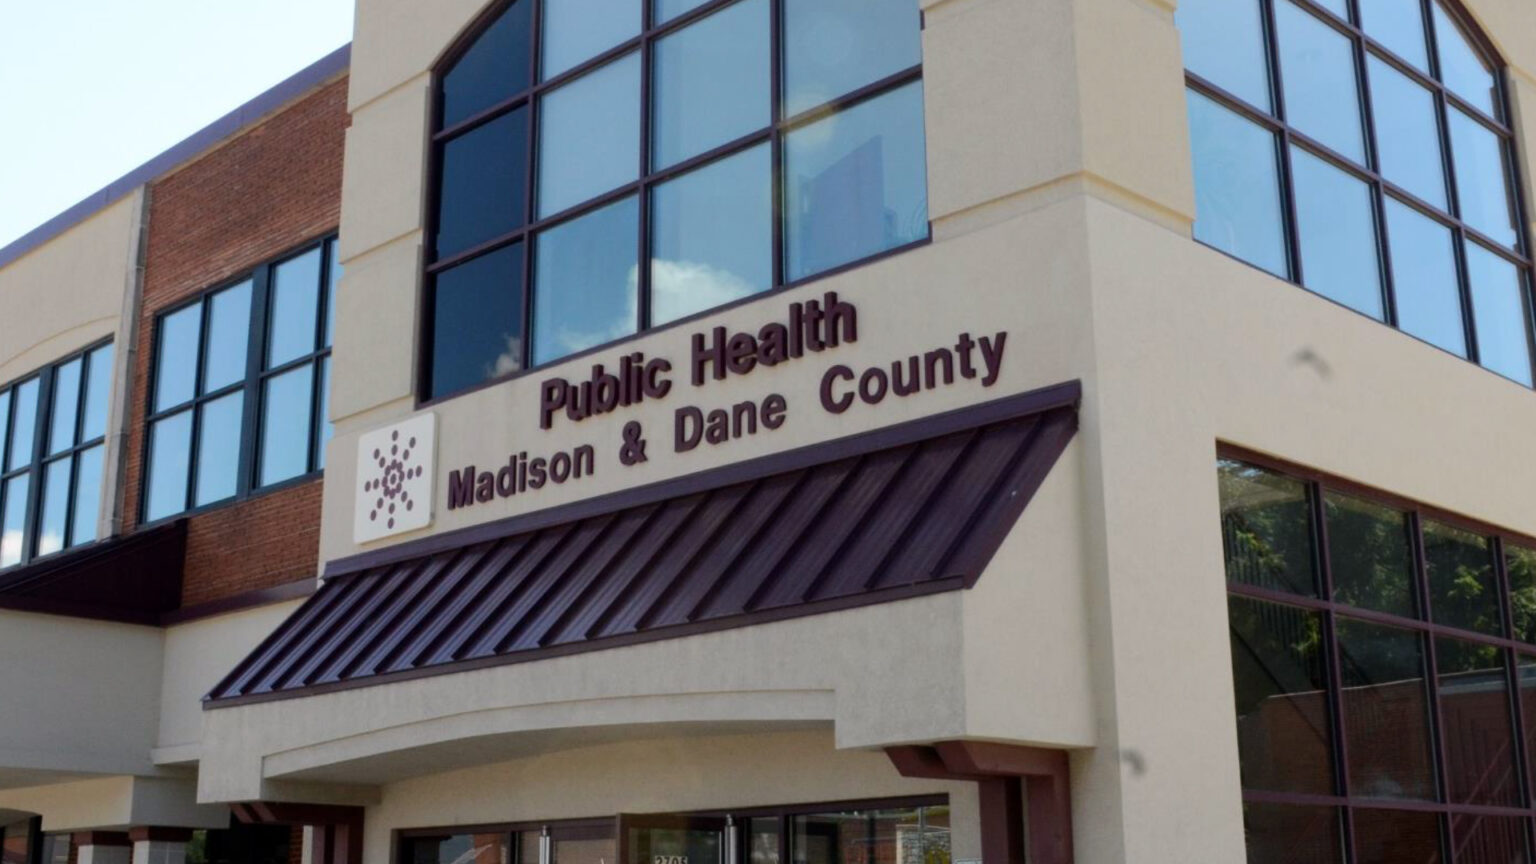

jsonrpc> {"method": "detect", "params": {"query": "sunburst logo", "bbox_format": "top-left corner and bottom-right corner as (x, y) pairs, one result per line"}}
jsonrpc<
(354, 413), (435, 543)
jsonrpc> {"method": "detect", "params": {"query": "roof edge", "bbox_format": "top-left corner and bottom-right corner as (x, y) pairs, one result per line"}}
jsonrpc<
(0, 43), (352, 271)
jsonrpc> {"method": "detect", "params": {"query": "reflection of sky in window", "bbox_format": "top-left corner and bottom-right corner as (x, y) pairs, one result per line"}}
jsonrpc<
(651, 143), (771, 324)
(37, 458), (71, 557)
(1, 475), (29, 566)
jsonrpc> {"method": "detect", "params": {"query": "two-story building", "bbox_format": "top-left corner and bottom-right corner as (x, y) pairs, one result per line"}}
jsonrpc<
(3, 0), (1536, 861)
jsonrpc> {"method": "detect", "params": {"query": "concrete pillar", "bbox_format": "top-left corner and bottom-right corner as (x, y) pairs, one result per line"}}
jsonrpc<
(73, 832), (131, 864)
(128, 828), (192, 864)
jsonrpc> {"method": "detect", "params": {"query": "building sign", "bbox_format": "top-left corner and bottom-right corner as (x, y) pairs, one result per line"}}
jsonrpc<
(354, 413), (435, 543)
(443, 292), (1009, 515)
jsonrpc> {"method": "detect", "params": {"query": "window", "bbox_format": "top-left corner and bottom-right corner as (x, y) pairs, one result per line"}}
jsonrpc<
(0, 340), (115, 570)
(1178, 0), (1534, 385)
(143, 236), (338, 523)
(399, 801), (949, 864)
(1218, 455), (1536, 862)
(423, 0), (928, 400)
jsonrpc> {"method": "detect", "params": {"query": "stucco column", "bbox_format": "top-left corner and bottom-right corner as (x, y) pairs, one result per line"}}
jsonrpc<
(74, 832), (131, 864)
(128, 828), (192, 864)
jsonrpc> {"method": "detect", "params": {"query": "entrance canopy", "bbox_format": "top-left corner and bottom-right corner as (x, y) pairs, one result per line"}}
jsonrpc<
(206, 382), (1079, 708)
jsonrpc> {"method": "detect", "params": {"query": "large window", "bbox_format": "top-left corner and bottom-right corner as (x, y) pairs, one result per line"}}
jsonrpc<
(143, 236), (338, 523)
(0, 340), (115, 570)
(1178, 0), (1534, 386)
(1219, 455), (1536, 862)
(400, 801), (949, 864)
(423, 0), (929, 400)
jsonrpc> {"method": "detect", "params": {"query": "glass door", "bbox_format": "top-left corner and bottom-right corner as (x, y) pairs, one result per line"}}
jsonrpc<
(619, 815), (729, 864)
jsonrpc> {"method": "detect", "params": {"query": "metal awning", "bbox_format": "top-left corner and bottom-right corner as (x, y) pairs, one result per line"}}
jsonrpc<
(206, 382), (1079, 707)
(0, 520), (186, 624)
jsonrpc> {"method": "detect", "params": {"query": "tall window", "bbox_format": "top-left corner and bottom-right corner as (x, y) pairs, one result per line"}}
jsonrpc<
(1219, 456), (1536, 862)
(0, 341), (115, 569)
(1178, 0), (1534, 386)
(143, 236), (338, 523)
(423, 0), (929, 400)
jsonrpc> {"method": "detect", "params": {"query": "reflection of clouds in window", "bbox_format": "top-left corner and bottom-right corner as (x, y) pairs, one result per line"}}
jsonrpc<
(651, 258), (759, 325)
(490, 334), (524, 377)
(547, 269), (640, 358)
(0, 527), (20, 565)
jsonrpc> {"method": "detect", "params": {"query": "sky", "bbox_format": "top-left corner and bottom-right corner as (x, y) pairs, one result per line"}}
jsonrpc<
(0, 0), (355, 249)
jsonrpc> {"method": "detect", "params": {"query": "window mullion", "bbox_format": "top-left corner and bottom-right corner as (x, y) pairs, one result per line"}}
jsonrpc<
(521, 0), (542, 374)
(1309, 481), (1357, 857)
(241, 264), (274, 498)
(769, 0), (783, 292)
(1410, 510), (1456, 864)
(637, 4), (653, 333)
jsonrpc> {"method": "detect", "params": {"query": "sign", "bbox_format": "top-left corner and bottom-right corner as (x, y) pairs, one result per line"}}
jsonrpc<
(354, 412), (435, 543)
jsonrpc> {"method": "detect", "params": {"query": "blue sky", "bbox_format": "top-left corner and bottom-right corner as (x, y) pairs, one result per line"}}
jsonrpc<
(0, 0), (355, 249)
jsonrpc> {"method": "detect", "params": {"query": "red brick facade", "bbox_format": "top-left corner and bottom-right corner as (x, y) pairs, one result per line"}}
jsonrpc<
(125, 75), (348, 608)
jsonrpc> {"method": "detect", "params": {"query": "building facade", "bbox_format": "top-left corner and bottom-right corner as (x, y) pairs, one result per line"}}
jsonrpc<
(2, 0), (1535, 862)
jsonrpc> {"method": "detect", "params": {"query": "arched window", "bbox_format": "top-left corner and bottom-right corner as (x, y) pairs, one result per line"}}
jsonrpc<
(422, 0), (929, 401)
(1178, 0), (1533, 385)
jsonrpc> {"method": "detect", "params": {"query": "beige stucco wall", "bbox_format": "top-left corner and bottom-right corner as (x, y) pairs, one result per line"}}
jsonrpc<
(203, 0), (1536, 861)
(0, 776), (227, 833)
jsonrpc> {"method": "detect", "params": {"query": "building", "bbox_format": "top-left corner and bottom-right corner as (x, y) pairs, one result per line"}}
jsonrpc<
(1, 0), (1534, 861)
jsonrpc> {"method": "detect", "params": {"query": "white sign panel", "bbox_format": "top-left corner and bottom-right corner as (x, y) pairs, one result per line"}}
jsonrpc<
(354, 413), (435, 543)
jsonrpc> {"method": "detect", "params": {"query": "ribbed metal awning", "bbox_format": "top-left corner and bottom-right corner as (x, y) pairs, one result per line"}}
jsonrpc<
(206, 382), (1079, 707)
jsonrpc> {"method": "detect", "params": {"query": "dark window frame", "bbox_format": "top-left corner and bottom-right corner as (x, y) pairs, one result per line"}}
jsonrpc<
(393, 795), (949, 864)
(417, 0), (931, 407)
(0, 336), (115, 572)
(1220, 442), (1536, 860)
(1184, 0), (1536, 385)
(139, 233), (338, 527)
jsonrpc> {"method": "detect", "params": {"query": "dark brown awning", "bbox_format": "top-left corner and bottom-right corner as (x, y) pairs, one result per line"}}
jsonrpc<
(0, 520), (187, 624)
(206, 382), (1079, 707)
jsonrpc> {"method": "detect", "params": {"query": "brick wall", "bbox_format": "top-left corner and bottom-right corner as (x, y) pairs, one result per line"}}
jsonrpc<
(126, 75), (348, 608)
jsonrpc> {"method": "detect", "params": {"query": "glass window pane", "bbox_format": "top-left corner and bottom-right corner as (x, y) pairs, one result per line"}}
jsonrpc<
(1466, 240), (1533, 385)
(1324, 492), (1414, 616)
(316, 356), (332, 470)
(1433, 2), (1497, 118)
(1227, 597), (1334, 794)
(69, 445), (102, 547)
(1386, 198), (1465, 356)
(1275, 1), (1365, 162)
(406, 834), (511, 864)
(1509, 547), (1536, 644)
(1, 475), (28, 567)
(1352, 809), (1443, 862)
(1291, 147), (1384, 318)
(533, 196), (639, 365)
(435, 107), (529, 260)
(1424, 519), (1500, 635)
(1520, 655), (1536, 799)
(145, 412), (192, 521)
(203, 280), (252, 393)
(1176, 0), (1272, 113)
(783, 0), (921, 117)
(1337, 617), (1436, 799)
(1186, 90), (1289, 278)
(538, 52), (641, 217)
(1455, 816), (1529, 864)
(749, 818), (779, 864)
(1437, 638), (1519, 805)
(552, 834), (616, 864)
(194, 393), (243, 506)
(268, 249), (322, 368)
(440, 0), (533, 128)
(80, 344), (114, 443)
(652, 0), (770, 169)
(1448, 108), (1518, 248)
(324, 237), (340, 348)
(155, 303), (201, 411)
(655, 0), (710, 23)
(785, 81), (928, 282)
(8, 378), (39, 470)
(36, 458), (70, 557)
(651, 144), (772, 325)
(1241, 805), (1344, 864)
(541, 0), (640, 80)
(47, 358), (81, 455)
(0, 390), (10, 471)
(1218, 460), (1317, 596)
(260, 365), (315, 487)
(430, 243), (526, 398)
(1368, 56), (1447, 209)
(1359, 0), (1429, 71)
